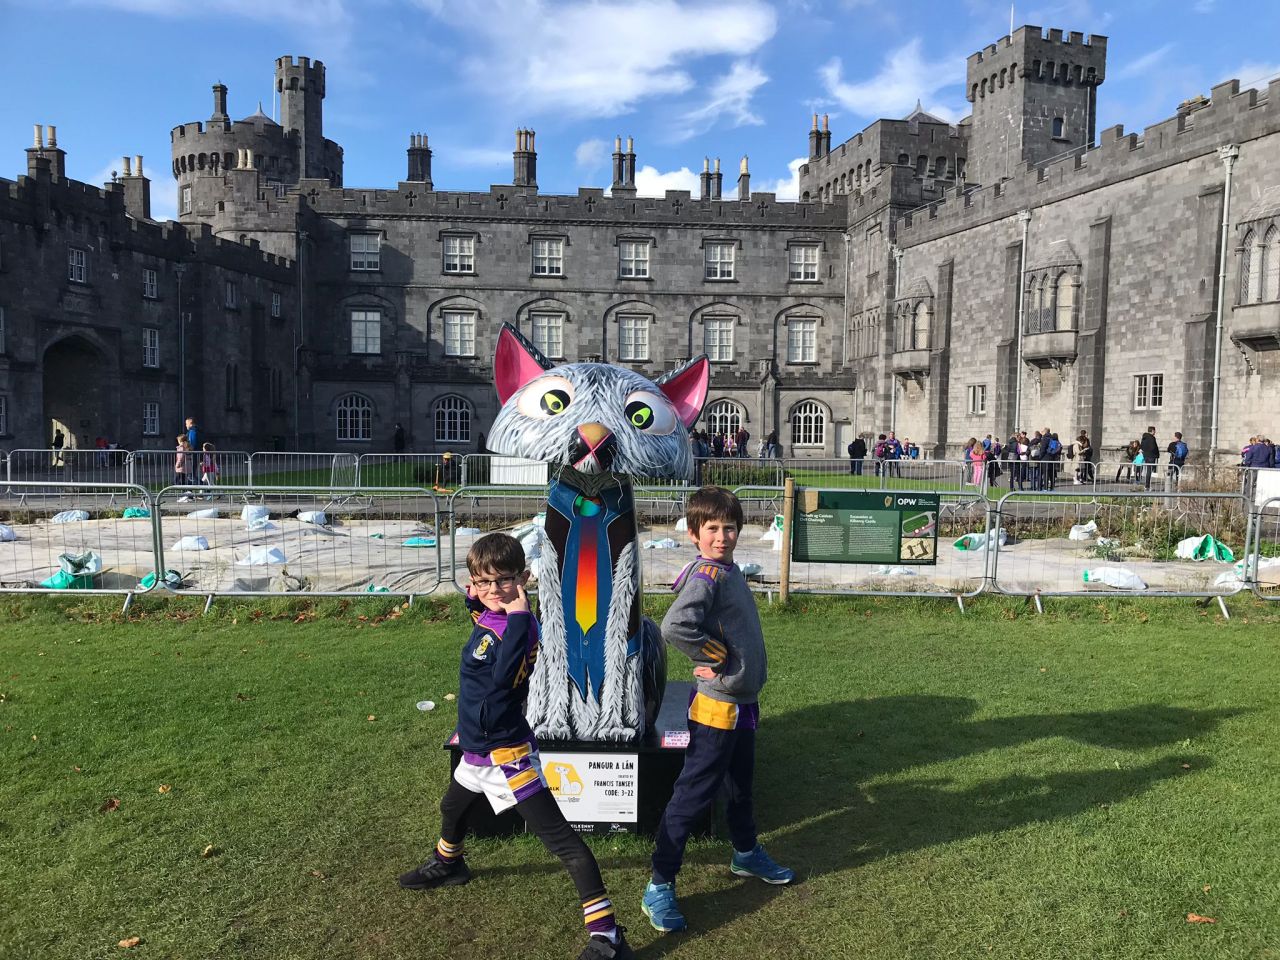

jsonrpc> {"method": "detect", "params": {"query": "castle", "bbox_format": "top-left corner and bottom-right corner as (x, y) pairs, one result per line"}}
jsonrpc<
(1, 27), (1277, 460)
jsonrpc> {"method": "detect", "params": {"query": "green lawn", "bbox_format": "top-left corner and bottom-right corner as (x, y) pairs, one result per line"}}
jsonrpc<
(2, 594), (1278, 960)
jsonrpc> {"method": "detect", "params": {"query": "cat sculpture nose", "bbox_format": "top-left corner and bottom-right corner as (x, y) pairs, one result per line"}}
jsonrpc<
(568, 422), (616, 473)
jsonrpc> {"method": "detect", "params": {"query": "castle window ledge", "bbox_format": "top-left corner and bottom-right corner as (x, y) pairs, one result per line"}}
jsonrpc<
(890, 348), (931, 374)
(1230, 302), (1280, 350)
(1021, 330), (1077, 366)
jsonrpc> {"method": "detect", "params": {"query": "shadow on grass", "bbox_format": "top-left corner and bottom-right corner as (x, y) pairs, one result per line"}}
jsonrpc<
(673, 696), (1241, 939)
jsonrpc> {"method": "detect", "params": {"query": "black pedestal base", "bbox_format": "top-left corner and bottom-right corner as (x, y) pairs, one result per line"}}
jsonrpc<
(446, 681), (710, 838)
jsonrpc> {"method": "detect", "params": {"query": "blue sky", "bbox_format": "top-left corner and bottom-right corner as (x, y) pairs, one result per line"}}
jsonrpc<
(4, 0), (1279, 221)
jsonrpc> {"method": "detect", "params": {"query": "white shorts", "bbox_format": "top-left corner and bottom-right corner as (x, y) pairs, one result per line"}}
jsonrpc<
(453, 747), (548, 813)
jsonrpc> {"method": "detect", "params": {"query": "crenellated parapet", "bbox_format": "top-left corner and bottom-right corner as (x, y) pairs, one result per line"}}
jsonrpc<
(898, 76), (1280, 245)
(294, 179), (848, 228)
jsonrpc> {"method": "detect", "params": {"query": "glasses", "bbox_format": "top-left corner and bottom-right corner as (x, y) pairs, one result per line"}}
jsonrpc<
(471, 575), (520, 592)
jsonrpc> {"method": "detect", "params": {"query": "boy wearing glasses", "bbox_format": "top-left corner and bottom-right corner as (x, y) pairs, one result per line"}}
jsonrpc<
(399, 533), (634, 960)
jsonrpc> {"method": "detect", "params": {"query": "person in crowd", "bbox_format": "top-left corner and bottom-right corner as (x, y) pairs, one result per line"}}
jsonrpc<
(765, 429), (781, 460)
(394, 422), (406, 454)
(734, 426), (750, 459)
(873, 433), (887, 477)
(968, 437), (988, 488)
(1075, 431), (1094, 485)
(883, 432), (903, 477)
(1139, 426), (1159, 490)
(711, 433), (725, 458)
(1117, 440), (1141, 484)
(848, 433), (867, 476)
(1167, 431), (1189, 489)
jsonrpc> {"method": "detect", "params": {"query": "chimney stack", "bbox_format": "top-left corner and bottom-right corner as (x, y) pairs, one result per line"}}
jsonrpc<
(625, 136), (637, 186)
(26, 122), (66, 179)
(211, 83), (230, 126)
(700, 156), (712, 201)
(513, 128), (537, 188)
(120, 153), (151, 220)
(737, 155), (750, 201)
(611, 135), (625, 191)
(809, 113), (821, 161)
(711, 157), (723, 200)
(407, 133), (433, 187)
(820, 114), (831, 156)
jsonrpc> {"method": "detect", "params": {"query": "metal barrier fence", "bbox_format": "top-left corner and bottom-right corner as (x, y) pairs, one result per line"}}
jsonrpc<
(989, 490), (1250, 598)
(0, 481), (159, 594)
(247, 452), (358, 488)
(6, 448), (132, 487)
(782, 457), (972, 491)
(127, 449), (253, 491)
(1248, 496), (1280, 600)
(152, 485), (442, 597)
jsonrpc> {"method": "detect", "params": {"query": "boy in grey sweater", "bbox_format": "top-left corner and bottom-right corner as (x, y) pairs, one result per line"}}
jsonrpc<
(641, 486), (795, 934)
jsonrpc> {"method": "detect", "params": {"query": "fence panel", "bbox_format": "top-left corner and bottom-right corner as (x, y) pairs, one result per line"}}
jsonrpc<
(990, 490), (1249, 597)
(0, 482), (158, 593)
(248, 452), (358, 488)
(1249, 496), (1280, 600)
(6, 448), (132, 487)
(357, 453), (464, 490)
(127, 449), (252, 493)
(152, 485), (441, 596)
(781, 491), (990, 596)
(783, 457), (972, 493)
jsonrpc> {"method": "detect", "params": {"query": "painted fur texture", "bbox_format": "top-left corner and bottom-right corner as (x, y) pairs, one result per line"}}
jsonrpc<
(488, 324), (708, 742)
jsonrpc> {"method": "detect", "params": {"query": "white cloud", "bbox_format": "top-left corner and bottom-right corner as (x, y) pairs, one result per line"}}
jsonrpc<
(1224, 62), (1280, 91)
(417, 0), (778, 118)
(575, 138), (609, 170)
(632, 164), (700, 197)
(765, 156), (806, 201)
(1193, 0), (1215, 10)
(54, 0), (350, 28)
(444, 146), (513, 168)
(820, 39), (965, 122)
(1115, 43), (1174, 80)
(670, 60), (769, 141)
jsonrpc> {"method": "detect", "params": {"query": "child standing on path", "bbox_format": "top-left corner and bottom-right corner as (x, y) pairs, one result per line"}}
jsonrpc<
(399, 533), (634, 960)
(642, 486), (795, 934)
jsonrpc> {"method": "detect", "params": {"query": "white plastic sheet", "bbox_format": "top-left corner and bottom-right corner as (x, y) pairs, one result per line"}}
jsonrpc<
(51, 510), (89, 524)
(170, 536), (210, 551)
(236, 545), (287, 566)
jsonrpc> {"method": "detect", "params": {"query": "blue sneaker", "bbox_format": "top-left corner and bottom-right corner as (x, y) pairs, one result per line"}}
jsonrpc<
(730, 844), (795, 884)
(641, 881), (687, 933)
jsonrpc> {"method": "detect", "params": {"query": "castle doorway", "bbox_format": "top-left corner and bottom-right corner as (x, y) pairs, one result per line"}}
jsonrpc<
(42, 335), (120, 455)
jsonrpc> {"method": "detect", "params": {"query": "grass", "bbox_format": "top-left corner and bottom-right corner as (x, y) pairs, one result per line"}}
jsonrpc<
(2, 594), (1279, 959)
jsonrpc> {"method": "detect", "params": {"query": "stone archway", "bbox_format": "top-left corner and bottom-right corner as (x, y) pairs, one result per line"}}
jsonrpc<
(42, 335), (120, 452)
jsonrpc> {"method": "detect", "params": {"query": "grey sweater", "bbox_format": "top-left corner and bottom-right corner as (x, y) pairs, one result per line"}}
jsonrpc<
(661, 557), (767, 705)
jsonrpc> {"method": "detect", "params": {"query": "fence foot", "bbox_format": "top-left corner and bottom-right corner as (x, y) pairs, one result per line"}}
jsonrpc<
(203, 594), (215, 616)
(121, 593), (134, 616)
(955, 595), (966, 614)
(408, 594), (415, 607)
(1033, 593), (1044, 616)
(766, 590), (774, 604)
(1217, 595), (1230, 620)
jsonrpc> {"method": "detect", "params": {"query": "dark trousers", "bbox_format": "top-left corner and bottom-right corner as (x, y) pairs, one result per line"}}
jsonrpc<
(850, 458), (864, 476)
(651, 721), (757, 885)
(438, 778), (606, 903)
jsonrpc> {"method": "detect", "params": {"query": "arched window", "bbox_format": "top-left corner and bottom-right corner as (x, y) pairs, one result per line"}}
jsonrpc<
(1265, 226), (1280, 301)
(934, 157), (948, 178)
(912, 302), (930, 349)
(1240, 231), (1255, 302)
(1055, 272), (1076, 330)
(336, 394), (372, 442)
(1052, 117), (1065, 138)
(791, 400), (826, 448)
(704, 399), (743, 443)
(434, 395), (471, 445)
(1250, 230), (1266, 301)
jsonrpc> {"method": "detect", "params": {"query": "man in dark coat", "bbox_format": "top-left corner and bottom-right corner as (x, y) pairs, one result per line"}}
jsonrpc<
(848, 434), (867, 475)
(1140, 426), (1159, 490)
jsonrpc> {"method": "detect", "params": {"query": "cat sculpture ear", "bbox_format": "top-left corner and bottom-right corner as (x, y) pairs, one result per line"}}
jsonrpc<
(656, 354), (710, 429)
(494, 323), (554, 404)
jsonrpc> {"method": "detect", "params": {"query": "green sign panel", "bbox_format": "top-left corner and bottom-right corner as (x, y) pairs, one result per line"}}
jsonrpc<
(791, 490), (940, 565)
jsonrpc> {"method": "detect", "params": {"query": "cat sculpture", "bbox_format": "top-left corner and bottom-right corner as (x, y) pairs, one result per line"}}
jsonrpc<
(487, 324), (709, 742)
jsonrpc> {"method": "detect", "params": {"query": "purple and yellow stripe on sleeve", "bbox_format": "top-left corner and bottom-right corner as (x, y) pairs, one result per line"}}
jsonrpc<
(700, 637), (727, 664)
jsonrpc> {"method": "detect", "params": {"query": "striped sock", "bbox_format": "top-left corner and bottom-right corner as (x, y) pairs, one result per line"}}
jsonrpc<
(434, 837), (463, 863)
(582, 895), (618, 941)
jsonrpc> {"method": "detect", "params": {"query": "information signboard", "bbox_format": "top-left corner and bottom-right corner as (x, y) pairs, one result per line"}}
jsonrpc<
(540, 750), (639, 834)
(791, 489), (940, 564)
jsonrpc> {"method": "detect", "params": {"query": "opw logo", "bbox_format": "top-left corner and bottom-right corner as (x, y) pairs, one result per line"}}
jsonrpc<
(546, 761), (585, 798)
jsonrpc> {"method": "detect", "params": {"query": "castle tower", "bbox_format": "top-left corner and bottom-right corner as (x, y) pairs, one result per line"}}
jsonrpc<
(965, 26), (1106, 187)
(276, 56), (332, 182)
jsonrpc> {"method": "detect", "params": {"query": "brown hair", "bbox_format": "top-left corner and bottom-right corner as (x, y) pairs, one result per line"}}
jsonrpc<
(685, 486), (744, 534)
(467, 532), (526, 576)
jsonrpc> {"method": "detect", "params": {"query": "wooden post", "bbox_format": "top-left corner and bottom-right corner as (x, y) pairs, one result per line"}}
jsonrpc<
(779, 476), (795, 603)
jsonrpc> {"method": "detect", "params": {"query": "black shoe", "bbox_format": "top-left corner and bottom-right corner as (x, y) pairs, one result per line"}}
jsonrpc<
(579, 926), (635, 960)
(398, 856), (471, 890)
